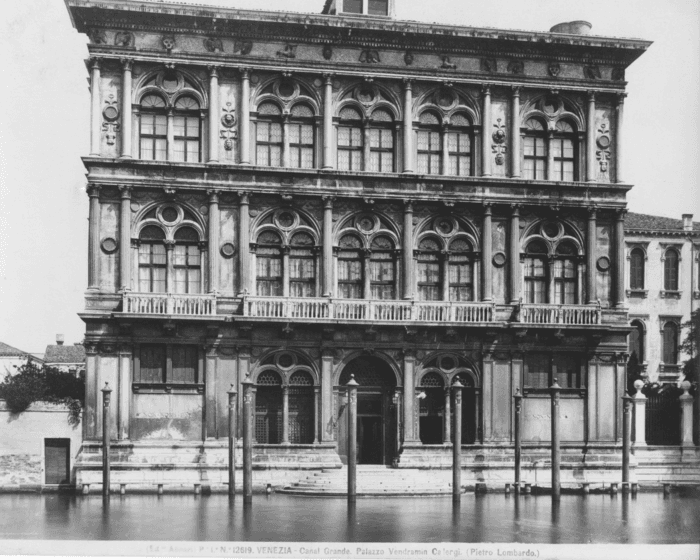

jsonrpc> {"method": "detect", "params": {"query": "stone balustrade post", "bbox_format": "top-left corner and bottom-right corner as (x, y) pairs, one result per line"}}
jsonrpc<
(680, 381), (694, 447)
(632, 379), (647, 447)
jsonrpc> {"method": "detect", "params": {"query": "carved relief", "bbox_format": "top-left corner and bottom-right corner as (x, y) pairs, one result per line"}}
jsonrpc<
(611, 67), (625, 81)
(440, 55), (457, 70)
(584, 64), (601, 80)
(404, 51), (414, 66)
(233, 40), (253, 55)
(322, 44), (333, 60)
(548, 62), (561, 77)
(481, 58), (497, 72)
(203, 36), (223, 53)
(114, 31), (134, 47)
(161, 35), (176, 51)
(88, 29), (107, 45)
(277, 44), (297, 59)
(596, 123), (612, 181)
(220, 102), (237, 151)
(101, 94), (120, 145)
(507, 60), (524, 75)
(491, 118), (507, 165)
(359, 49), (380, 64)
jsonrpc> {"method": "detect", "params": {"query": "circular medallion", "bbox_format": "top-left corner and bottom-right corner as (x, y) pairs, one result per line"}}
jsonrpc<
(199, 205), (208, 216)
(276, 80), (297, 100)
(102, 105), (119, 122)
(101, 237), (118, 254)
(541, 221), (562, 240)
(440, 356), (456, 372)
(160, 205), (180, 225)
(274, 209), (298, 230)
(492, 252), (507, 267)
(596, 135), (611, 149)
(130, 201), (140, 212)
(597, 256), (611, 272)
(276, 352), (295, 370)
(434, 217), (457, 237)
(355, 214), (378, 234)
(220, 242), (236, 258)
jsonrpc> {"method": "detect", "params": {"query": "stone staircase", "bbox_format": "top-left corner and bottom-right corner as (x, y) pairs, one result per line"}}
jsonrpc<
(279, 466), (454, 496)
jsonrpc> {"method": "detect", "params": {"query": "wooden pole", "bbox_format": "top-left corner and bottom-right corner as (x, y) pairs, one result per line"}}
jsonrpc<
(242, 374), (254, 504)
(622, 396), (632, 491)
(228, 384), (238, 498)
(347, 375), (359, 502)
(550, 379), (561, 499)
(101, 382), (112, 498)
(514, 388), (523, 494)
(452, 380), (463, 502)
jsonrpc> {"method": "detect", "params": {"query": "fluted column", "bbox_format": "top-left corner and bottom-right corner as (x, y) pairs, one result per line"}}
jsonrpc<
(323, 74), (334, 170)
(481, 203), (493, 301)
(586, 91), (597, 182)
(615, 93), (626, 183)
(120, 59), (133, 158)
(402, 351), (416, 442)
(208, 66), (220, 163)
(87, 184), (101, 290)
(587, 207), (597, 303)
(322, 196), (334, 297)
(509, 204), (521, 303)
(208, 190), (220, 294)
(402, 200), (414, 299)
(238, 192), (250, 295)
(510, 86), (521, 178)
(239, 69), (251, 164)
(402, 79), (414, 173)
(481, 85), (492, 177)
(614, 209), (627, 308)
(90, 58), (102, 156)
(119, 185), (132, 292)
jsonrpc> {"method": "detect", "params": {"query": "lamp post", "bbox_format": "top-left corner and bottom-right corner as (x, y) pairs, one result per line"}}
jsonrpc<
(621, 395), (633, 492)
(550, 379), (561, 499)
(452, 380), (463, 502)
(242, 374), (254, 504)
(347, 374), (359, 502)
(514, 388), (523, 494)
(228, 384), (238, 498)
(101, 382), (112, 498)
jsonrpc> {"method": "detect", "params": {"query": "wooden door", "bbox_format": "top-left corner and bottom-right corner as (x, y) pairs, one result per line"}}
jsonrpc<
(44, 439), (70, 485)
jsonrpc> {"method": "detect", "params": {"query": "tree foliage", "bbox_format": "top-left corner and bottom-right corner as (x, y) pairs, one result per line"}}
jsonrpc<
(0, 362), (84, 426)
(681, 309), (700, 388)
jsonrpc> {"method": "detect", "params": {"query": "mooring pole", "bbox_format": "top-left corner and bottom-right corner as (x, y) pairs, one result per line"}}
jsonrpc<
(101, 382), (112, 498)
(452, 380), (464, 502)
(514, 388), (523, 494)
(550, 379), (561, 499)
(622, 395), (632, 492)
(347, 374), (359, 502)
(228, 384), (238, 498)
(242, 374), (254, 504)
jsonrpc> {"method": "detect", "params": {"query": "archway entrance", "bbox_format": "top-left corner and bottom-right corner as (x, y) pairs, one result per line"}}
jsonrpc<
(337, 356), (398, 465)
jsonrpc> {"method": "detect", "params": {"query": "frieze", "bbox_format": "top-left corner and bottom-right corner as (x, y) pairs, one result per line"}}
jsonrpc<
(114, 31), (134, 48)
(88, 29), (107, 45)
(204, 36), (223, 53)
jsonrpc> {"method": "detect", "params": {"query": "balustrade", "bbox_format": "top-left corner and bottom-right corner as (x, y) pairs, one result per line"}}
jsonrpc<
(123, 293), (216, 316)
(519, 302), (601, 325)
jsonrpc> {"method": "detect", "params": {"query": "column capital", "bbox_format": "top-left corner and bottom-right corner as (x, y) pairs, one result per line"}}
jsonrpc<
(207, 189), (220, 203)
(616, 92), (628, 105)
(615, 208), (628, 220)
(322, 195), (335, 209)
(587, 90), (597, 102)
(510, 85), (522, 96)
(509, 203), (522, 216)
(86, 184), (102, 198)
(403, 199), (414, 212)
(89, 57), (102, 70)
(239, 67), (250, 79)
(402, 77), (414, 89)
(322, 72), (334, 84)
(587, 205), (597, 218)
(482, 201), (493, 214)
(238, 191), (250, 205)
(207, 65), (220, 77)
(120, 58), (134, 71)
(481, 83), (492, 96)
(118, 184), (132, 199)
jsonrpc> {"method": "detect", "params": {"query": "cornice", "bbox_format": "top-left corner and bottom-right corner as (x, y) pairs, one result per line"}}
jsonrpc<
(625, 228), (700, 238)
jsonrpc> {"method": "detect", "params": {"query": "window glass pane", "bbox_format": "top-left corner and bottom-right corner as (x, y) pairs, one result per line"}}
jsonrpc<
(139, 345), (165, 383)
(140, 114), (154, 135)
(173, 140), (185, 162)
(369, 129), (379, 148)
(524, 136), (534, 156)
(351, 150), (362, 170)
(172, 346), (198, 384)
(338, 127), (350, 147)
(351, 127), (362, 146)
(551, 139), (562, 158)
(173, 116), (185, 137)
(368, 0), (388, 15)
(187, 141), (200, 163)
(338, 150), (350, 170)
(535, 159), (545, 179)
(344, 0), (362, 13)
(155, 115), (167, 136)
(525, 353), (549, 388)
(562, 162), (574, 182)
(417, 131), (429, 151)
(553, 355), (579, 388)
(563, 139), (574, 158)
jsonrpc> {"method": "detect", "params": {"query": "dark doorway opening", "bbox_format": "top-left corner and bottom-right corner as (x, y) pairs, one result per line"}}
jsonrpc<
(44, 439), (70, 485)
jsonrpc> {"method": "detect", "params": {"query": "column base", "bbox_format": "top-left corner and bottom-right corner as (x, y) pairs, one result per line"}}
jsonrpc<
(119, 154), (133, 159)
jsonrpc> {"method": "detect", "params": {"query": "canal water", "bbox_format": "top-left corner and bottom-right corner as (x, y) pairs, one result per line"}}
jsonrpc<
(0, 493), (697, 543)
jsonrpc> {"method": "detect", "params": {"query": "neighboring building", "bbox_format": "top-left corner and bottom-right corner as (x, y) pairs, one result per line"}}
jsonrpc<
(65, 0), (655, 488)
(0, 341), (43, 378)
(43, 335), (86, 377)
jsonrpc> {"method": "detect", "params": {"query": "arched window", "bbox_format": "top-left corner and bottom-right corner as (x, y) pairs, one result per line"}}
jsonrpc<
(416, 237), (441, 301)
(419, 372), (445, 444)
(369, 109), (395, 172)
(255, 231), (283, 296)
(447, 113), (472, 176)
(288, 104), (315, 169)
(551, 120), (576, 181)
(448, 238), (474, 301)
(337, 107), (363, 171)
(664, 248), (679, 291)
(256, 102), (283, 167)
(173, 227), (201, 294)
(337, 234), (363, 299)
(553, 241), (577, 304)
(417, 112), (442, 175)
(173, 96), (201, 162)
(369, 236), (396, 299)
(629, 320), (645, 363)
(255, 370), (283, 444)
(662, 322), (679, 365)
(289, 371), (314, 444)
(289, 232), (316, 297)
(523, 240), (547, 303)
(139, 95), (168, 161)
(630, 248), (645, 290)
(138, 225), (167, 292)
(523, 118), (547, 180)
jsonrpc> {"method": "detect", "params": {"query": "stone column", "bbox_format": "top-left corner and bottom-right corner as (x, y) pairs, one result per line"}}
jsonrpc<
(87, 184), (101, 290)
(546, 130), (555, 181)
(239, 69), (251, 164)
(615, 93), (626, 183)
(586, 91), (596, 182)
(402, 79), (414, 173)
(166, 109), (175, 161)
(322, 196), (334, 297)
(90, 58), (101, 156)
(281, 386), (290, 444)
(587, 207), (597, 303)
(481, 85), (492, 177)
(614, 209), (626, 308)
(119, 186), (132, 292)
(631, 379), (647, 447)
(402, 351), (416, 442)
(164, 241), (175, 293)
(84, 343), (98, 439)
(510, 86), (521, 178)
(282, 114), (291, 168)
(205, 346), (218, 439)
(120, 58), (133, 158)
(321, 349), (334, 442)
(208, 190), (220, 294)
(117, 344), (131, 441)
(282, 246), (291, 297)
(443, 388), (451, 443)
(481, 203), (493, 302)
(208, 66), (220, 163)
(509, 204), (521, 303)
(314, 386), (320, 444)
(323, 74), (334, 170)
(237, 192), (250, 295)
(680, 381), (694, 447)
(403, 200), (413, 300)
(362, 119), (371, 171)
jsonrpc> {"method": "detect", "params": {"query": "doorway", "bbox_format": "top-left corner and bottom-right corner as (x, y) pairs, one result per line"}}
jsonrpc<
(44, 438), (70, 485)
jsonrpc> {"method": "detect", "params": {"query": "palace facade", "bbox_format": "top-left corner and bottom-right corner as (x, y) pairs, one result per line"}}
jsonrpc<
(65, 0), (653, 488)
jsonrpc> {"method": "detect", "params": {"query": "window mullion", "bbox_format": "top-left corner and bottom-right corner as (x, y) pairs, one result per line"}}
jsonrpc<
(166, 109), (175, 162)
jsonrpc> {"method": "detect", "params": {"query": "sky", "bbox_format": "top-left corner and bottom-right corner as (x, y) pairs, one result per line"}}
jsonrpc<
(0, 0), (698, 353)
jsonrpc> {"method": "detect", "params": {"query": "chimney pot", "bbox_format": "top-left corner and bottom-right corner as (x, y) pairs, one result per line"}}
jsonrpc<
(56, 334), (64, 346)
(682, 214), (693, 231)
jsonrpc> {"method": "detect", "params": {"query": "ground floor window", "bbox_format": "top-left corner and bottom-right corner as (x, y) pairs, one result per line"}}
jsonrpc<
(524, 353), (582, 389)
(134, 344), (200, 386)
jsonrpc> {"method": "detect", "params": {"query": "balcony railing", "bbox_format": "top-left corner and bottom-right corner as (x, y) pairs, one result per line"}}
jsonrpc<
(242, 296), (496, 324)
(122, 293), (216, 316)
(519, 302), (601, 325)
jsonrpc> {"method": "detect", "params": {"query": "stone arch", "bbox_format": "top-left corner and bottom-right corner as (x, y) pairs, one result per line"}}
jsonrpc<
(334, 351), (401, 388)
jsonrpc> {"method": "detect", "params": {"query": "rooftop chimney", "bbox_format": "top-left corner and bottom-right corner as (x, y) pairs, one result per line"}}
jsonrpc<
(56, 334), (64, 346)
(682, 214), (693, 231)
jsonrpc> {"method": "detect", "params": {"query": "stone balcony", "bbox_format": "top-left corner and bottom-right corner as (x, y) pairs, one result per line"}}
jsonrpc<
(121, 292), (217, 317)
(518, 302), (601, 326)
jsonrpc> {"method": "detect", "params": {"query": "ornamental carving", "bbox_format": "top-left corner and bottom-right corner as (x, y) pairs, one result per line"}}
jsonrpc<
(611, 67), (625, 81)
(596, 123), (611, 180)
(322, 44), (333, 60)
(359, 49), (380, 64)
(491, 118), (507, 165)
(162, 35), (176, 51)
(548, 62), (561, 77)
(220, 102), (237, 151)
(102, 95), (120, 145)
(203, 36), (223, 53)
(404, 51), (414, 66)
(507, 60), (524, 74)
(234, 40), (253, 55)
(481, 58), (497, 72)
(88, 29), (107, 45)
(277, 44), (297, 59)
(440, 55), (457, 70)
(114, 31), (134, 47)
(584, 64), (601, 80)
